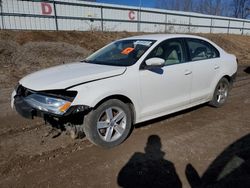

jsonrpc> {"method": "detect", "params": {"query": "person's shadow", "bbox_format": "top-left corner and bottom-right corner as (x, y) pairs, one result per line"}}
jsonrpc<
(117, 135), (182, 188)
(185, 133), (250, 188)
(244, 66), (250, 74)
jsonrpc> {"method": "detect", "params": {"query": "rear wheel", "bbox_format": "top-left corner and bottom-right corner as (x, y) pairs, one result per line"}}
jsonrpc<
(84, 99), (132, 148)
(209, 77), (230, 107)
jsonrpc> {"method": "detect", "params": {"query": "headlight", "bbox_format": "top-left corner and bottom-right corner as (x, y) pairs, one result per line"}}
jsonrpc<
(25, 93), (72, 115)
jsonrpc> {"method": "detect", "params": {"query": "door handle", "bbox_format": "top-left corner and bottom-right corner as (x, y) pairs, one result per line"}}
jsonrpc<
(214, 65), (220, 70)
(184, 70), (192, 75)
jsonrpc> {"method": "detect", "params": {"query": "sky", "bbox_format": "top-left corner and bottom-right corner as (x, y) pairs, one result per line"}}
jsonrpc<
(96, 0), (156, 8)
(95, 0), (249, 19)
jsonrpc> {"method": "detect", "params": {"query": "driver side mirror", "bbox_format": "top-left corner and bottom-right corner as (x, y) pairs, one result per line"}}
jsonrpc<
(145, 57), (165, 68)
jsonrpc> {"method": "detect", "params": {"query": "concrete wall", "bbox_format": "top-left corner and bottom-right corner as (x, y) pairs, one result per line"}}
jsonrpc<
(1, 0), (250, 35)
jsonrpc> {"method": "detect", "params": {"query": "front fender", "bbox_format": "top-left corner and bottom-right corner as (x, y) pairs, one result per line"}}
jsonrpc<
(69, 73), (141, 122)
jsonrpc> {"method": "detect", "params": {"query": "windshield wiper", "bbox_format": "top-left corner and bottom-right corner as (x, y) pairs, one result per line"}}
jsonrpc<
(80, 59), (89, 63)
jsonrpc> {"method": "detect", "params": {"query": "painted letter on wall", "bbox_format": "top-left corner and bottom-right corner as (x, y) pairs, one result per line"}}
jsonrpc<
(41, 2), (52, 15)
(128, 10), (135, 20)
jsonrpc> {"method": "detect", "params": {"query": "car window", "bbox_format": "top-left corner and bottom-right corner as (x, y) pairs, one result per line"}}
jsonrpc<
(147, 39), (185, 66)
(186, 39), (219, 61)
(85, 39), (156, 66)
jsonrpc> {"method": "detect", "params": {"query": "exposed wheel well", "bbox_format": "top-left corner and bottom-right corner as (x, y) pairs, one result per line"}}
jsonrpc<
(223, 75), (233, 88)
(223, 75), (231, 82)
(94, 95), (136, 124)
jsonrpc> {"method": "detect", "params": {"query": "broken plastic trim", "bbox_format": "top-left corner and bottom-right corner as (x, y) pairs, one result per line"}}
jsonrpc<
(16, 85), (77, 102)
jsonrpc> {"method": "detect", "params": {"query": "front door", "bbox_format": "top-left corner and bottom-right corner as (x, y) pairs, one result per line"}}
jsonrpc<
(139, 38), (192, 121)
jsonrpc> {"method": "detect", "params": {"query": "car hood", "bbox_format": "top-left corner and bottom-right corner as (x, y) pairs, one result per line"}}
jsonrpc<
(20, 62), (126, 91)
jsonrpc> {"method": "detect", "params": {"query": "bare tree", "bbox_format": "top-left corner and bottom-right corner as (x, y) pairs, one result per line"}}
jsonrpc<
(156, 0), (192, 11)
(155, 0), (170, 10)
(205, 0), (213, 14)
(174, 0), (181, 11)
(200, 0), (221, 15)
(155, 0), (250, 18)
(231, 0), (250, 18)
(214, 0), (222, 15)
(183, 0), (193, 12)
(232, 0), (242, 18)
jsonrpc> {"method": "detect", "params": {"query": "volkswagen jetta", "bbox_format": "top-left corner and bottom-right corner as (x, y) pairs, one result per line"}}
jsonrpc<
(11, 34), (237, 148)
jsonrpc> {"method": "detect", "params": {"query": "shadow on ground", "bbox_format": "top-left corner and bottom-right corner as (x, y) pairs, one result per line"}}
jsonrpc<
(117, 133), (250, 188)
(186, 133), (250, 188)
(244, 67), (250, 74)
(117, 135), (182, 188)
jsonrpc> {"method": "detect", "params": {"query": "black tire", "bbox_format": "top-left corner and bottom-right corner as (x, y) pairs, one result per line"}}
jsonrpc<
(83, 99), (132, 148)
(209, 77), (230, 108)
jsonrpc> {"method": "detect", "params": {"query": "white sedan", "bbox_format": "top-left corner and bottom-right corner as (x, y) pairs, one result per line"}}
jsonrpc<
(11, 34), (237, 148)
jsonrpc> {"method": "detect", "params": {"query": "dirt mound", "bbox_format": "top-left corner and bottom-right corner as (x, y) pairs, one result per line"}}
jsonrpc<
(201, 34), (250, 65)
(13, 41), (89, 68)
(0, 30), (135, 51)
(0, 40), (90, 88)
(0, 40), (18, 64)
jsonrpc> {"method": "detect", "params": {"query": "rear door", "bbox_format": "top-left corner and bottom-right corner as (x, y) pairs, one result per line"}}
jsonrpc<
(185, 38), (220, 103)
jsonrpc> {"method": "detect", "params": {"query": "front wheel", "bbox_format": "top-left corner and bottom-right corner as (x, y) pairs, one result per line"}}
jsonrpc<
(209, 77), (230, 108)
(83, 99), (132, 148)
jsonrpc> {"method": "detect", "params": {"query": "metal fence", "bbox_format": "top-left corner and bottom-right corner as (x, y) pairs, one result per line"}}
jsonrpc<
(1, 0), (250, 35)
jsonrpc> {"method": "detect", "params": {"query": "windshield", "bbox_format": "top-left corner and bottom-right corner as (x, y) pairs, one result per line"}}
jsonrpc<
(85, 39), (156, 66)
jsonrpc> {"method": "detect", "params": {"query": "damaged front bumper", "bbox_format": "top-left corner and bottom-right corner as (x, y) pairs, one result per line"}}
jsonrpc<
(11, 85), (90, 120)
(13, 94), (89, 120)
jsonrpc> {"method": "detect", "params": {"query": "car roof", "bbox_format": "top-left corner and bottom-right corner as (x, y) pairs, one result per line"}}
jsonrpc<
(121, 34), (208, 42)
(120, 34), (225, 53)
